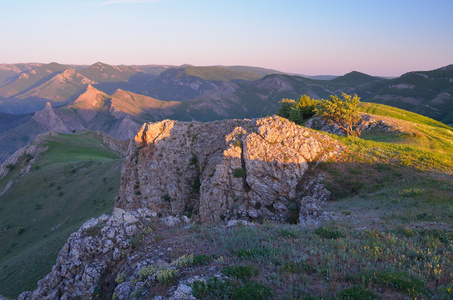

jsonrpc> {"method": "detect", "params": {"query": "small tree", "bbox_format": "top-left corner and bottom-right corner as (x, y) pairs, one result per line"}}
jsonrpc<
(315, 93), (364, 137)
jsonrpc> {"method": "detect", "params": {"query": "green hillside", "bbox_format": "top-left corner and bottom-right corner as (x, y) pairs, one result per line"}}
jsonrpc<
(358, 102), (453, 154)
(0, 131), (124, 298)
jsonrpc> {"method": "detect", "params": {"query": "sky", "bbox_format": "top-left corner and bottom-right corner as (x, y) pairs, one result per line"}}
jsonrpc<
(1, 0), (452, 76)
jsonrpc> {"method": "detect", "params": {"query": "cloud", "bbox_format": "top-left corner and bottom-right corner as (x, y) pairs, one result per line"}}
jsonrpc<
(100, 0), (161, 5)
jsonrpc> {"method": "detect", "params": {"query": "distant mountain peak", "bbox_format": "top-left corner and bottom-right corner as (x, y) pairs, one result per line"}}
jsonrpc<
(438, 64), (453, 71)
(179, 64), (193, 68)
(32, 102), (69, 132)
(71, 85), (108, 122)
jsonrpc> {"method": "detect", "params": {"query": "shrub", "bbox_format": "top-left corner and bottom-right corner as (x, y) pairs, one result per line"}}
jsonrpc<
(156, 268), (178, 285)
(400, 188), (424, 197)
(189, 155), (198, 166)
(192, 277), (272, 300)
(279, 261), (316, 274)
(314, 226), (345, 239)
(193, 254), (215, 266)
(337, 285), (377, 299)
(232, 281), (273, 300)
(277, 228), (299, 238)
(232, 247), (269, 258)
(222, 265), (259, 280)
(347, 270), (427, 297)
(277, 99), (295, 118)
(172, 254), (194, 268)
(278, 95), (320, 124)
(16, 226), (25, 235)
(115, 272), (126, 284)
(85, 223), (105, 237)
(233, 168), (246, 178)
(192, 175), (201, 193)
(137, 265), (156, 281)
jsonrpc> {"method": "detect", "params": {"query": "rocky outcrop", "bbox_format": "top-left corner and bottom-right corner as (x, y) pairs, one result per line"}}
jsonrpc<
(116, 116), (341, 224)
(4, 116), (342, 299)
(94, 130), (130, 156)
(15, 208), (156, 299)
(32, 102), (70, 133)
(0, 131), (57, 179)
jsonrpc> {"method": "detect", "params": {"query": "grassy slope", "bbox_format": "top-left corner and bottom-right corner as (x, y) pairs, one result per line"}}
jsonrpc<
(2, 103), (452, 299)
(150, 104), (452, 299)
(358, 102), (453, 155)
(0, 131), (124, 298)
(315, 103), (453, 245)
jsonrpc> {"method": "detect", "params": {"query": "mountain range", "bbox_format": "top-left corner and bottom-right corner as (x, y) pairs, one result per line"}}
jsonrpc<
(0, 62), (452, 163)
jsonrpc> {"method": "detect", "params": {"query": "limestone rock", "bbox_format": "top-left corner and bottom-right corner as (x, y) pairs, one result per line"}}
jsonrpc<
(32, 102), (70, 133)
(116, 115), (341, 224)
(169, 283), (195, 300)
(16, 208), (155, 299)
(0, 131), (56, 179)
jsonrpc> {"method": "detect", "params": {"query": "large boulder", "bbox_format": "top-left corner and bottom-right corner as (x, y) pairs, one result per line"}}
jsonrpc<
(116, 116), (342, 224)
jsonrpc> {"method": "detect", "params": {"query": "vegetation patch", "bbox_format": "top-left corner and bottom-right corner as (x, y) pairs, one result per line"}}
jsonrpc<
(314, 226), (345, 239)
(222, 265), (259, 280)
(337, 285), (377, 299)
(233, 167), (246, 178)
(192, 277), (272, 300)
(347, 270), (428, 297)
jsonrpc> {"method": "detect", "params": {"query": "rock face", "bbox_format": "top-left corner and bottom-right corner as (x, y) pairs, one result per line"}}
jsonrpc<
(15, 208), (156, 300)
(116, 116), (341, 224)
(0, 131), (57, 179)
(32, 102), (70, 133)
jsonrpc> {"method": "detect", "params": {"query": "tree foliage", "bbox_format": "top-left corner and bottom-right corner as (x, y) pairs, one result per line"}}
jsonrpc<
(315, 93), (364, 137)
(277, 95), (319, 125)
(277, 98), (296, 120)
